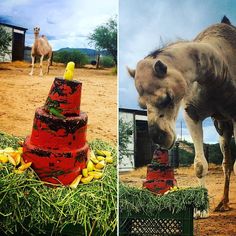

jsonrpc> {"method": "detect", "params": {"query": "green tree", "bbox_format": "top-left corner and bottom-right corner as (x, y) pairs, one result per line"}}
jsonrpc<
(88, 17), (117, 66)
(0, 26), (11, 59)
(53, 50), (89, 67)
(119, 118), (133, 162)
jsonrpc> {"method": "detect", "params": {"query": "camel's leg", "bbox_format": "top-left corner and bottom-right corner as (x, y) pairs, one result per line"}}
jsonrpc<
(184, 111), (208, 218)
(184, 112), (209, 219)
(39, 55), (44, 76)
(215, 121), (233, 212)
(29, 55), (35, 76)
(47, 52), (52, 74)
(183, 112), (208, 186)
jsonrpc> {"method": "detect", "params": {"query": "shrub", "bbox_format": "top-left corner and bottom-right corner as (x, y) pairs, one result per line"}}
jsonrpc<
(53, 50), (89, 67)
(100, 56), (115, 68)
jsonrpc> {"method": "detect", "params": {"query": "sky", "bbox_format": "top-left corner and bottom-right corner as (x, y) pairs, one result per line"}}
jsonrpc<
(0, 0), (117, 50)
(119, 0), (236, 144)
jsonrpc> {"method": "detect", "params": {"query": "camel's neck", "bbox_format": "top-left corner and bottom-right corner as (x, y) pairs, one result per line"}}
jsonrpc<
(34, 33), (39, 40)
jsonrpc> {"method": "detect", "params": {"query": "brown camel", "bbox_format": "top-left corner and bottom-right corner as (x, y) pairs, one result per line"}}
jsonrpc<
(128, 16), (236, 213)
(29, 27), (52, 76)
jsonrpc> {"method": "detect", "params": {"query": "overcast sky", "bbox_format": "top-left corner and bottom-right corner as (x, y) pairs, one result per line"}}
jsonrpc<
(0, 0), (117, 50)
(119, 0), (236, 144)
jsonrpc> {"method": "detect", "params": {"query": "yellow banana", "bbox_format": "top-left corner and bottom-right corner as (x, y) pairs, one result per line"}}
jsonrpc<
(8, 154), (17, 166)
(12, 152), (21, 166)
(90, 156), (99, 164)
(105, 156), (113, 164)
(18, 162), (32, 171)
(95, 149), (106, 157)
(97, 156), (105, 161)
(87, 160), (95, 171)
(95, 160), (106, 169)
(102, 150), (112, 157)
(81, 175), (94, 184)
(69, 175), (82, 189)
(88, 171), (103, 179)
(0, 154), (8, 163)
(82, 168), (88, 177)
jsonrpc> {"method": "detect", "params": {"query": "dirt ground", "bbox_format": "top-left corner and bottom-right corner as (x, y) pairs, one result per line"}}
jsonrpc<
(120, 164), (236, 236)
(0, 61), (117, 144)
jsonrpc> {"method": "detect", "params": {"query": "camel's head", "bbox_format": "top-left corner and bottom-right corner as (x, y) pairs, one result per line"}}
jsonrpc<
(33, 27), (40, 35)
(128, 55), (187, 149)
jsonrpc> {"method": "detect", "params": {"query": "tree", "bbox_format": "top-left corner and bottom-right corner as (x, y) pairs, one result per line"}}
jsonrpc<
(0, 26), (11, 60)
(88, 17), (117, 66)
(119, 118), (133, 162)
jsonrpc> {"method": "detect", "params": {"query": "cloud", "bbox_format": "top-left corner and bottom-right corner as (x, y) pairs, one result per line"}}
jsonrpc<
(0, 0), (117, 50)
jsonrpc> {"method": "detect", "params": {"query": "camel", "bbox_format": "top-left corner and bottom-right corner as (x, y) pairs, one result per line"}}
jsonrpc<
(128, 16), (236, 212)
(29, 27), (52, 76)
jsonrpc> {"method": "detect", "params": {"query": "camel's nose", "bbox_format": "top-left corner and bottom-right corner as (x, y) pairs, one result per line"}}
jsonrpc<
(148, 124), (167, 146)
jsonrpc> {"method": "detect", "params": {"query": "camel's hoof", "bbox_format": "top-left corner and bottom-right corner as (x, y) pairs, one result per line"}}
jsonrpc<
(29, 73), (33, 76)
(194, 209), (209, 219)
(214, 201), (231, 212)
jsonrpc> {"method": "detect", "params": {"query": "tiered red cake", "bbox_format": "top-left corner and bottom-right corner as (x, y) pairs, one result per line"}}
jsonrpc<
(22, 77), (88, 185)
(143, 149), (177, 194)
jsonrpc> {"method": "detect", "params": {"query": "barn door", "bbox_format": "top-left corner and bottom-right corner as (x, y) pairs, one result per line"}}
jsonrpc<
(135, 120), (155, 167)
(12, 30), (25, 61)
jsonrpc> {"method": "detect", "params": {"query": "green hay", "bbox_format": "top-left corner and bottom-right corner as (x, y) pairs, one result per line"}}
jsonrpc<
(0, 135), (117, 236)
(0, 132), (24, 150)
(119, 183), (209, 219)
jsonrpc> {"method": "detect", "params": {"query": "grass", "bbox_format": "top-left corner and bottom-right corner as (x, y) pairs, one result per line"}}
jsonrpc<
(0, 134), (117, 236)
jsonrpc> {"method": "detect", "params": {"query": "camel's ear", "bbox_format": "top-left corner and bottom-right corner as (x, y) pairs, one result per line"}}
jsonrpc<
(127, 67), (136, 78)
(153, 60), (167, 78)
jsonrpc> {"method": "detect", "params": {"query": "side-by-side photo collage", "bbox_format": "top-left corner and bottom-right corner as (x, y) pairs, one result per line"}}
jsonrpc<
(0, 0), (236, 235)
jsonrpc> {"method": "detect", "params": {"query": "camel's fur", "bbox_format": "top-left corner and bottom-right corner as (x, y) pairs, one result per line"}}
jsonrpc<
(129, 16), (236, 212)
(29, 27), (52, 76)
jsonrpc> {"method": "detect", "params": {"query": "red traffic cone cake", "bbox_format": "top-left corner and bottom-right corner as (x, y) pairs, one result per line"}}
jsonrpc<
(22, 62), (88, 185)
(143, 149), (177, 194)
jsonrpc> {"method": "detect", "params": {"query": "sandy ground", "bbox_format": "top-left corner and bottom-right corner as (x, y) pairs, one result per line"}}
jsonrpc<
(0, 61), (117, 144)
(120, 165), (236, 236)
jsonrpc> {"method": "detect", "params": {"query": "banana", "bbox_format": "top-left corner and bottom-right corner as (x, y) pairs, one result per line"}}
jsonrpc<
(69, 175), (82, 189)
(82, 168), (88, 177)
(18, 162), (32, 171)
(95, 160), (106, 169)
(88, 171), (103, 179)
(95, 149), (106, 157)
(102, 150), (112, 157)
(87, 160), (94, 171)
(105, 156), (113, 164)
(0, 154), (8, 163)
(12, 152), (21, 166)
(97, 156), (105, 161)
(8, 154), (17, 166)
(81, 175), (94, 184)
(90, 156), (99, 164)
(95, 150), (111, 157)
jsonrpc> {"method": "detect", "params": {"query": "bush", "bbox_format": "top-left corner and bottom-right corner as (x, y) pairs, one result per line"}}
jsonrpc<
(100, 56), (115, 68)
(0, 26), (11, 59)
(53, 50), (89, 67)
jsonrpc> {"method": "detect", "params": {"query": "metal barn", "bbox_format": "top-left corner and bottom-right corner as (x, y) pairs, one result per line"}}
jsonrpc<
(0, 22), (27, 62)
(119, 108), (156, 171)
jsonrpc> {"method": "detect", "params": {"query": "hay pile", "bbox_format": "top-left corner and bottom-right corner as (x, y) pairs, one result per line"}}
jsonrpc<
(0, 133), (117, 236)
(119, 183), (209, 218)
